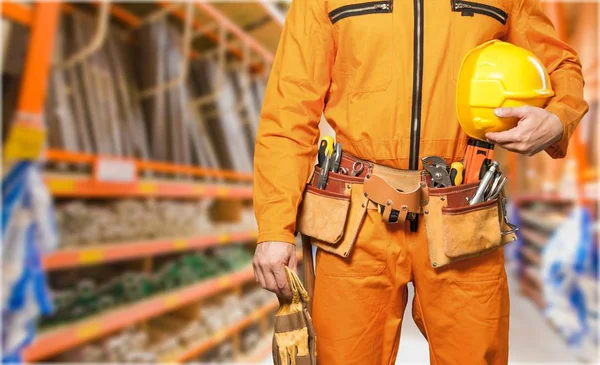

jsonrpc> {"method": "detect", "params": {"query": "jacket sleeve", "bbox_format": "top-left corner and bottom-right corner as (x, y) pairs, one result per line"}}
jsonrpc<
(253, 0), (335, 244)
(502, 0), (588, 158)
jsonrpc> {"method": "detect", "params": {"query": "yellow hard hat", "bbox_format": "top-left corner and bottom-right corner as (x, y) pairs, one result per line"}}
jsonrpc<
(456, 40), (554, 141)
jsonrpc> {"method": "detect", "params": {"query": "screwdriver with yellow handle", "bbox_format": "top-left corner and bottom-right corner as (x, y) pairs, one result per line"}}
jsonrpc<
(318, 136), (335, 167)
(317, 136), (335, 189)
(449, 161), (464, 186)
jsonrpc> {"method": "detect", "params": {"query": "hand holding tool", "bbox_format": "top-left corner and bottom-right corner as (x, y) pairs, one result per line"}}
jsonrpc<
(422, 156), (452, 187)
(470, 161), (499, 205)
(449, 162), (464, 186)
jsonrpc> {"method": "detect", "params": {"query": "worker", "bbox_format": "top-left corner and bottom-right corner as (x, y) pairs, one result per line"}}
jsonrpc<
(252, 0), (588, 363)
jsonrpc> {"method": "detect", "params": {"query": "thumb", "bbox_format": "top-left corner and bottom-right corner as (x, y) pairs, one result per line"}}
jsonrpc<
(494, 106), (530, 119)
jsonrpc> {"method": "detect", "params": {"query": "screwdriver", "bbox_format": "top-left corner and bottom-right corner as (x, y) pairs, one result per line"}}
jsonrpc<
(317, 137), (335, 189)
(318, 136), (335, 167)
(449, 162), (464, 186)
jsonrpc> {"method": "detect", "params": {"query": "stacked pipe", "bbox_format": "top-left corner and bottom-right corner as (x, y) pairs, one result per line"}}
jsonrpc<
(42, 246), (254, 327)
(44, 4), (267, 174)
(46, 7), (149, 159)
(54, 200), (257, 247)
(51, 289), (275, 363)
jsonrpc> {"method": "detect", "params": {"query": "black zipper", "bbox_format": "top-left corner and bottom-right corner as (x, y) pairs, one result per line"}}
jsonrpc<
(409, 0), (424, 171)
(328, 0), (393, 24)
(451, 0), (508, 25)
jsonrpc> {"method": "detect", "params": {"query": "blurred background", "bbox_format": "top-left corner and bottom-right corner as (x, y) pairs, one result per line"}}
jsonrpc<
(0, 1), (597, 364)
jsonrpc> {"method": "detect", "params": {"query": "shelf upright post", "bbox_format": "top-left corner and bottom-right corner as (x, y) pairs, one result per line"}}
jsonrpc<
(3, 1), (60, 165)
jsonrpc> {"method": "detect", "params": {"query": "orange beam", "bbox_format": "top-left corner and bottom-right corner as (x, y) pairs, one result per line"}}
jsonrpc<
(60, 3), (141, 28)
(137, 160), (253, 181)
(158, 2), (248, 63)
(44, 174), (253, 199)
(1, 2), (32, 25)
(45, 149), (254, 181)
(196, 2), (274, 63)
(46, 149), (96, 164)
(43, 231), (258, 271)
(15, 2), (60, 116)
(23, 266), (258, 362)
(106, 3), (141, 28)
(3, 2), (60, 163)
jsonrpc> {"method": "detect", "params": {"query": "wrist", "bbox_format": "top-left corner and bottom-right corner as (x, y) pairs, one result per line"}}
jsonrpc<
(257, 232), (297, 245)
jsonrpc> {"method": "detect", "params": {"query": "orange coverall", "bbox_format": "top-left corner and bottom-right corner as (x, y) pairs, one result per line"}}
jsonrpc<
(253, 0), (588, 363)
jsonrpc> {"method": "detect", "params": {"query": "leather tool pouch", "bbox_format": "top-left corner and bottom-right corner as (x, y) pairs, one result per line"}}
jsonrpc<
(296, 155), (371, 258)
(424, 182), (518, 268)
(362, 174), (428, 224)
(273, 267), (317, 365)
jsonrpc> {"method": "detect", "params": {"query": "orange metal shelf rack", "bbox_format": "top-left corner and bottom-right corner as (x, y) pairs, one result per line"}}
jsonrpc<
(25, 252), (302, 362)
(43, 231), (258, 271)
(174, 300), (279, 363)
(44, 149), (253, 199)
(45, 174), (253, 199)
(23, 266), (257, 362)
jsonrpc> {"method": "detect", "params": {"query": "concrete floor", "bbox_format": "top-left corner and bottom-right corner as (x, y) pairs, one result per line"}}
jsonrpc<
(262, 269), (579, 365)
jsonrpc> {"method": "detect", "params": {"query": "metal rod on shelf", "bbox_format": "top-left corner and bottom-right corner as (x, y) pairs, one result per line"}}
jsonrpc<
(60, 1), (110, 69)
(138, 2), (182, 25)
(137, 1), (194, 100)
(189, 23), (228, 108)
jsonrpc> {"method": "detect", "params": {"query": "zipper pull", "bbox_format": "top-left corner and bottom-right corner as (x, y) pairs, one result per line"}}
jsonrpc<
(375, 3), (390, 10)
(454, 2), (472, 10)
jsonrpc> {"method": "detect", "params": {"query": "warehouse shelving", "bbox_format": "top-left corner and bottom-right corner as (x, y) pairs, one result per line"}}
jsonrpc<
(173, 300), (278, 363)
(44, 149), (253, 199)
(2, 1), (291, 362)
(23, 266), (257, 362)
(25, 250), (302, 362)
(43, 231), (258, 271)
(238, 336), (275, 363)
(519, 227), (548, 249)
(1, 2), (32, 25)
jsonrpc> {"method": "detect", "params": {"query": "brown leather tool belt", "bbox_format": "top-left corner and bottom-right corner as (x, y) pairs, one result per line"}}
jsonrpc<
(306, 152), (430, 225)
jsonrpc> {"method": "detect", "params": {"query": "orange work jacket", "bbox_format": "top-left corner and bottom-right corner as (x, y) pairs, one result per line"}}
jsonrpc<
(253, 0), (588, 245)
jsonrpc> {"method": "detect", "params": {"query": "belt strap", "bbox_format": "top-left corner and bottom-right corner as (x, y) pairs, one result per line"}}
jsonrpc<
(363, 174), (429, 224)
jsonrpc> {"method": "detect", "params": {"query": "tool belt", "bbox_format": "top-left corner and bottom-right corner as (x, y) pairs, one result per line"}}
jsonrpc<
(296, 152), (517, 267)
(272, 267), (317, 365)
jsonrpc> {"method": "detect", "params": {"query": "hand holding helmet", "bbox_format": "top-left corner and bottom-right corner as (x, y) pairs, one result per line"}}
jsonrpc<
(456, 40), (563, 156)
(486, 105), (563, 156)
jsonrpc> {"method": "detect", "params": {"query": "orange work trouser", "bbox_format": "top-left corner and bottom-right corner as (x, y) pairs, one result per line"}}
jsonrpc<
(312, 204), (510, 365)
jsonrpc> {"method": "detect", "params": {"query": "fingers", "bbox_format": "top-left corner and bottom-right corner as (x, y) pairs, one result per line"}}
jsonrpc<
(253, 241), (296, 299)
(263, 268), (282, 297)
(252, 257), (266, 286)
(289, 249), (298, 273)
(272, 265), (293, 300)
(494, 106), (532, 119)
(485, 127), (523, 145)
